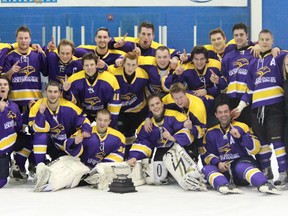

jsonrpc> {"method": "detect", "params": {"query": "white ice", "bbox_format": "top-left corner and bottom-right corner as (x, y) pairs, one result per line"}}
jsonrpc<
(2, 151), (287, 216)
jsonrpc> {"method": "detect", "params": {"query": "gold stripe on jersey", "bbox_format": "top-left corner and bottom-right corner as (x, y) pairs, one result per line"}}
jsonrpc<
(252, 86), (283, 103)
(0, 133), (17, 150)
(226, 81), (248, 94)
(163, 109), (187, 122)
(109, 66), (149, 80)
(138, 56), (156, 66)
(34, 145), (47, 154)
(9, 90), (43, 101)
(130, 143), (152, 157)
(0, 43), (12, 49)
(204, 154), (217, 165)
(32, 121), (50, 133)
(258, 144), (272, 156)
(176, 128), (195, 143)
(105, 153), (124, 162)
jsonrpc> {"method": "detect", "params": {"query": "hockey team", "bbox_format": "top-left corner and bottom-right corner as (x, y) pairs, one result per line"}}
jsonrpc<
(0, 21), (288, 195)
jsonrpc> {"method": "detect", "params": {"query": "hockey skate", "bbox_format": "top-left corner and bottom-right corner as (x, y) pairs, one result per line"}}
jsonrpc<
(274, 171), (288, 186)
(9, 160), (28, 184)
(262, 167), (274, 183)
(218, 184), (243, 194)
(258, 183), (280, 195)
(28, 162), (36, 178)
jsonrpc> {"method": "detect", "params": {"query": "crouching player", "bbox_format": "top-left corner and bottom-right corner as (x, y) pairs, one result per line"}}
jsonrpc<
(0, 75), (23, 188)
(127, 93), (207, 191)
(34, 109), (144, 191)
(201, 94), (279, 194)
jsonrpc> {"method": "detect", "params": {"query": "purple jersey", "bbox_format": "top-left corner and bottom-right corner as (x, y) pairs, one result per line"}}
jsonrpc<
(64, 70), (121, 128)
(3, 47), (47, 106)
(29, 97), (91, 150)
(74, 45), (126, 66)
(128, 109), (193, 160)
(108, 65), (149, 113)
(247, 51), (287, 109)
(202, 121), (260, 166)
(0, 99), (23, 155)
(46, 50), (82, 83)
(109, 36), (180, 58)
(65, 126), (125, 168)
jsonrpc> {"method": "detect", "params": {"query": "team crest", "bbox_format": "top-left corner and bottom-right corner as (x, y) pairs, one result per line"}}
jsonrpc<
(50, 124), (65, 136)
(219, 143), (231, 154)
(19, 66), (35, 76)
(233, 58), (249, 68)
(85, 96), (101, 107)
(256, 66), (270, 78)
(7, 110), (16, 120)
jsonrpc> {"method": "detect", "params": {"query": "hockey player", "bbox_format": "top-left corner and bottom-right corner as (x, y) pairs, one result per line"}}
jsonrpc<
(110, 21), (180, 64)
(139, 46), (175, 97)
(63, 52), (121, 127)
(29, 81), (91, 165)
(211, 23), (255, 127)
(74, 27), (126, 66)
(246, 29), (288, 185)
(65, 109), (126, 168)
(3, 26), (47, 108)
(162, 46), (221, 119)
(45, 38), (83, 84)
(201, 94), (278, 194)
(0, 75), (23, 188)
(128, 93), (207, 191)
(108, 52), (149, 156)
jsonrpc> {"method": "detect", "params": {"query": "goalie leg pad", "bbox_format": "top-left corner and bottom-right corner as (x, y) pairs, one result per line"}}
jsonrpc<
(34, 156), (90, 192)
(163, 143), (207, 191)
(142, 158), (169, 185)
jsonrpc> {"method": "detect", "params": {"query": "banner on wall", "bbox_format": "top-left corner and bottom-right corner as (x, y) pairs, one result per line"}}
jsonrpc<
(0, 0), (247, 7)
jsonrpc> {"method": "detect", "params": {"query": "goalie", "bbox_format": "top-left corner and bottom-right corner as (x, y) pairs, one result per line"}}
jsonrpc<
(127, 93), (207, 191)
(34, 109), (130, 192)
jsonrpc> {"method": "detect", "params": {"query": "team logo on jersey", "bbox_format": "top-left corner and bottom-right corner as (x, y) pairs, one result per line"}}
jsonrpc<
(149, 84), (163, 93)
(19, 66), (35, 76)
(233, 58), (249, 68)
(50, 124), (65, 136)
(85, 96), (101, 107)
(7, 110), (17, 120)
(219, 143), (231, 154)
(256, 66), (270, 78)
(121, 92), (134, 101)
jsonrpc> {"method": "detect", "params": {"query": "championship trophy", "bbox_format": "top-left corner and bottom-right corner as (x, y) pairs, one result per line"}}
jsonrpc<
(109, 165), (137, 193)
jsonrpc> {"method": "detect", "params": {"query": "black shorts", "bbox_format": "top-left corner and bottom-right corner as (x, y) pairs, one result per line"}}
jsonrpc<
(118, 108), (148, 138)
(251, 102), (285, 143)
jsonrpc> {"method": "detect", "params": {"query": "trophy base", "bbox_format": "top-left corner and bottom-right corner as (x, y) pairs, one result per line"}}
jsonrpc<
(109, 178), (137, 193)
